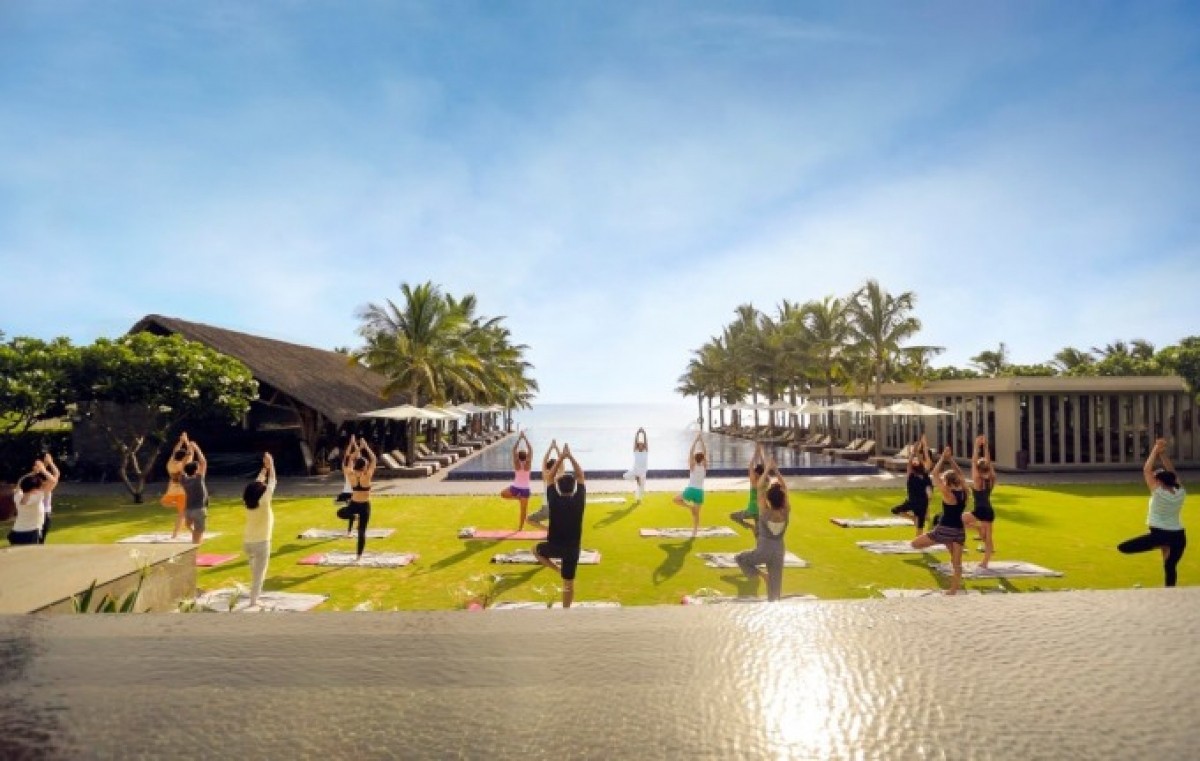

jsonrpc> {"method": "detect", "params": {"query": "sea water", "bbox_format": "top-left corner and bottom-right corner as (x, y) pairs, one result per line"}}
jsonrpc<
(446, 402), (877, 479)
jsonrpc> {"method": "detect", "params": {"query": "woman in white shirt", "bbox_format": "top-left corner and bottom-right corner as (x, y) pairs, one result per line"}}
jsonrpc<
(242, 452), (277, 609)
(624, 428), (649, 503)
(9, 460), (57, 546)
(1119, 438), (1187, 587)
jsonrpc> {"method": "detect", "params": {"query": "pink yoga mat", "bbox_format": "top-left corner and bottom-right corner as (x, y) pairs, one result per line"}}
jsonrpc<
(195, 553), (238, 567)
(465, 529), (547, 540)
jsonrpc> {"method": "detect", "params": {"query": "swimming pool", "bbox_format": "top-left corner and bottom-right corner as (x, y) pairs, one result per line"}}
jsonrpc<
(444, 404), (878, 479)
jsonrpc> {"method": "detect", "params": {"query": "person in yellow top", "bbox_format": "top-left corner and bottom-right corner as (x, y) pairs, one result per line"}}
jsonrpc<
(242, 452), (277, 609)
(161, 432), (194, 539)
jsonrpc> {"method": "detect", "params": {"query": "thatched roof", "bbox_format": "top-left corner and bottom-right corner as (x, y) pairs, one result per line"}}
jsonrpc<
(129, 314), (400, 424)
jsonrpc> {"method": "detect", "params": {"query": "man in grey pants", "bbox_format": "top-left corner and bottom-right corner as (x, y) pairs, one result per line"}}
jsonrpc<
(181, 441), (209, 544)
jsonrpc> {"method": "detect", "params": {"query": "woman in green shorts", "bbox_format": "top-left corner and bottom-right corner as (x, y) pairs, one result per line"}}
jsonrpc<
(673, 433), (708, 537)
(730, 442), (766, 531)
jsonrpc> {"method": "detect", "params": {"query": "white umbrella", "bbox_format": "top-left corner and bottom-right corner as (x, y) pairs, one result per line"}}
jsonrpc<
(869, 400), (952, 417)
(764, 401), (794, 411)
(359, 405), (444, 421)
(829, 400), (876, 413)
(792, 399), (827, 414)
(424, 405), (467, 421)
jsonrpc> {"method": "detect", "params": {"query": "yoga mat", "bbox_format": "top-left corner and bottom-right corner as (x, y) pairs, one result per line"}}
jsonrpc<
(681, 593), (818, 605)
(458, 527), (547, 540)
(298, 551), (418, 568)
(117, 532), (222, 544)
(298, 528), (396, 539)
(193, 589), (328, 612)
(195, 553), (238, 567)
(491, 549), (601, 565)
(857, 540), (948, 555)
(639, 526), (738, 538)
(879, 589), (986, 599)
(933, 560), (1064, 579)
(590, 497), (627, 504)
(697, 552), (808, 569)
(831, 517), (914, 528)
(490, 601), (621, 610)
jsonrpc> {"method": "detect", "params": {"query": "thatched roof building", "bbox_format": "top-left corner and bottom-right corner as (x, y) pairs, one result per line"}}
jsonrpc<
(129, 315), (401, 472)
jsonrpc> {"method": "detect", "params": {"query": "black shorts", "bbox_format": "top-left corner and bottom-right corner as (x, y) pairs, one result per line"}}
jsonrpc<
(8, 529), (40, 546)
(892, 501), (929, 529)
(535, 541), (581, 580)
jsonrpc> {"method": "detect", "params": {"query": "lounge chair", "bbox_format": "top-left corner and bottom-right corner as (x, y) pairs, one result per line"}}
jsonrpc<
(437, 440), (474, 458)
(833, 440), (876, 461)
(800, 435), (832, 453)
(868, 444), (912, 469)
(389, 450), (438, 475)
(416, 443), (456, 466)
(823, 438), (861, 456)
(378, 452), (434, 478)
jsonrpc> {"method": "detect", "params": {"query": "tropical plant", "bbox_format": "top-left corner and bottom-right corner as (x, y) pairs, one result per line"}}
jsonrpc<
(970, 342), (1010, 377)
(0, 335), (76, 435)
(847, 279), (921, 438)
(1052, 347), (1095, 375)
(69, 333), (258, 502)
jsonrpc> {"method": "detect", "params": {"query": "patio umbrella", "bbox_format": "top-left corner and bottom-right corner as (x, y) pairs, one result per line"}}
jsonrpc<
(829, 400), (876, 414)
(359, 405), (444, 421)
(869, 400), (952, 417)
(792, 400), (827, 414)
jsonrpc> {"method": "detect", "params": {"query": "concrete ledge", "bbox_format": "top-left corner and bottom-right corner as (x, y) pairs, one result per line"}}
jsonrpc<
(0, 544), (196, 613)
(0, 588), (1197, 758)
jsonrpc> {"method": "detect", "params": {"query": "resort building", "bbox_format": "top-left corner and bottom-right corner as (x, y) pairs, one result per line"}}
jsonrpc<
(857, 376), (1197, 471)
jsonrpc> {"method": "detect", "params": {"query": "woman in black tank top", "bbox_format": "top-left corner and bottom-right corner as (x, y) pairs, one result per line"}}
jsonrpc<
(964, 435), (998, 569)
(911, 446), (969, 595)
(336, 437), (376, 560)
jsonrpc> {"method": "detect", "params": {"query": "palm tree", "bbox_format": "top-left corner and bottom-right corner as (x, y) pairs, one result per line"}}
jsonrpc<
(800, 295), (850, 431)
(1052, 347), (1095, 375)
(847, 280), (921, 438)
(899, 345), (947, 392)
(970, 342), (1009, 377)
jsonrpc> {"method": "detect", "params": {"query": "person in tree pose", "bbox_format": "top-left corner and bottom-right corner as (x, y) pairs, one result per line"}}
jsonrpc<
(964, 435), (998, 569)
(242, 452), (277, 609)
(337, 437), (377, 561)
(730, 442), (766, 531)
(162, 432), (194, 539)
(8, 460), (57, 546)
(1118, 438), (1187, 587)
(499, 432), (534, 530)
(624, 427), (649, 503)
(180, 440), (209, 545)
(890, 434), (934, 536)
(735, 457), (791, 602)
(532, 443), (587, 608)
(912, 446), (968, 595)
(37, 453), (60, 544)
(526, 439), (560, 531)
(672, 433), (708, 537)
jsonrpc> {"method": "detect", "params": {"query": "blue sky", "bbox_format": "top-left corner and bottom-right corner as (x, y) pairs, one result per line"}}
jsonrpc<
(2, 1), (1198, 403)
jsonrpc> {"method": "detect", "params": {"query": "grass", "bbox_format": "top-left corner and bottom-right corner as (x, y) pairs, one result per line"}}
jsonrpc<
(41, 482), (1194, 610)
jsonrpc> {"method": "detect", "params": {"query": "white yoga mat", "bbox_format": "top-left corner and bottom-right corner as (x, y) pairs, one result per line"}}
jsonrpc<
(640, 526), (738, 538)
(490, 601), (621, 610)
(933, 560), (1064, 579)
(878, 589), (985, 599)
(300, 551), (417, 568)
(193, 589), (329, 612)
(298, 528), (396, 539)
(697, 552), (808, 569)
(590, 497), (627, 504)
(831, 517), (914, 528)
(681, 593), (818, 605)
(857, 540), (947, 555)
(118, 532), (222, 544)
(491, 549), (602, 565)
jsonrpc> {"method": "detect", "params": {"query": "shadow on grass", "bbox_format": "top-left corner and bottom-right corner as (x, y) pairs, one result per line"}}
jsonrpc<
(902, 556), (949, 592)
(592, 501), (638, 530)
(653, 539), (694, 586)
(492, 568), (542, 597)
(420, 539), (498, 574)
(259, 569), (338, 591)
(720, 572), (757, 597)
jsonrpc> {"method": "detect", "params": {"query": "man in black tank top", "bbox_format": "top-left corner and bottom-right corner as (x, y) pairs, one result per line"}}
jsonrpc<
(533, 444), (587, 608)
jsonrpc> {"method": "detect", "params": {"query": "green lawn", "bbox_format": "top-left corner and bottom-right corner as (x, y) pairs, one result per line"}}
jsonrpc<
(42, 482), (1193, 610)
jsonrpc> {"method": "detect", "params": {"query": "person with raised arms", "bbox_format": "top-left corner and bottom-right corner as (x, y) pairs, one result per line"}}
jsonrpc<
(499, 431), (534, 530)
(964, 435), (998, 569)
(337, 437), (377, 561)
(180, 440), (209, 545)
(162, 432), (194, 539)
(242, 452), (277, 610)
(735, 456), (791, 602)
(37, 453), (60, 544)
(890, 434), (934, 536)
(911, 446), (969, 595)
(532, 443), (587, 608)
(624, 427), (649, 504)
(672, 433), (708, 537)
(1119, 438), (1187, 587)
(8, 460), (57, 546)
(525, 438), (561, 531)
(730, 442), (766, 531)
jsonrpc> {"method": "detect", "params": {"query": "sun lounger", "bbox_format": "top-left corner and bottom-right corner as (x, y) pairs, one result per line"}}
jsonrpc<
(834, 440), (877, 461)
(379, 452), (434, 478)
(415, 443), (455, 466)
(869, 444), (912, 468)
(799, 435), (832, 453)
(824, 438), (862, 456)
